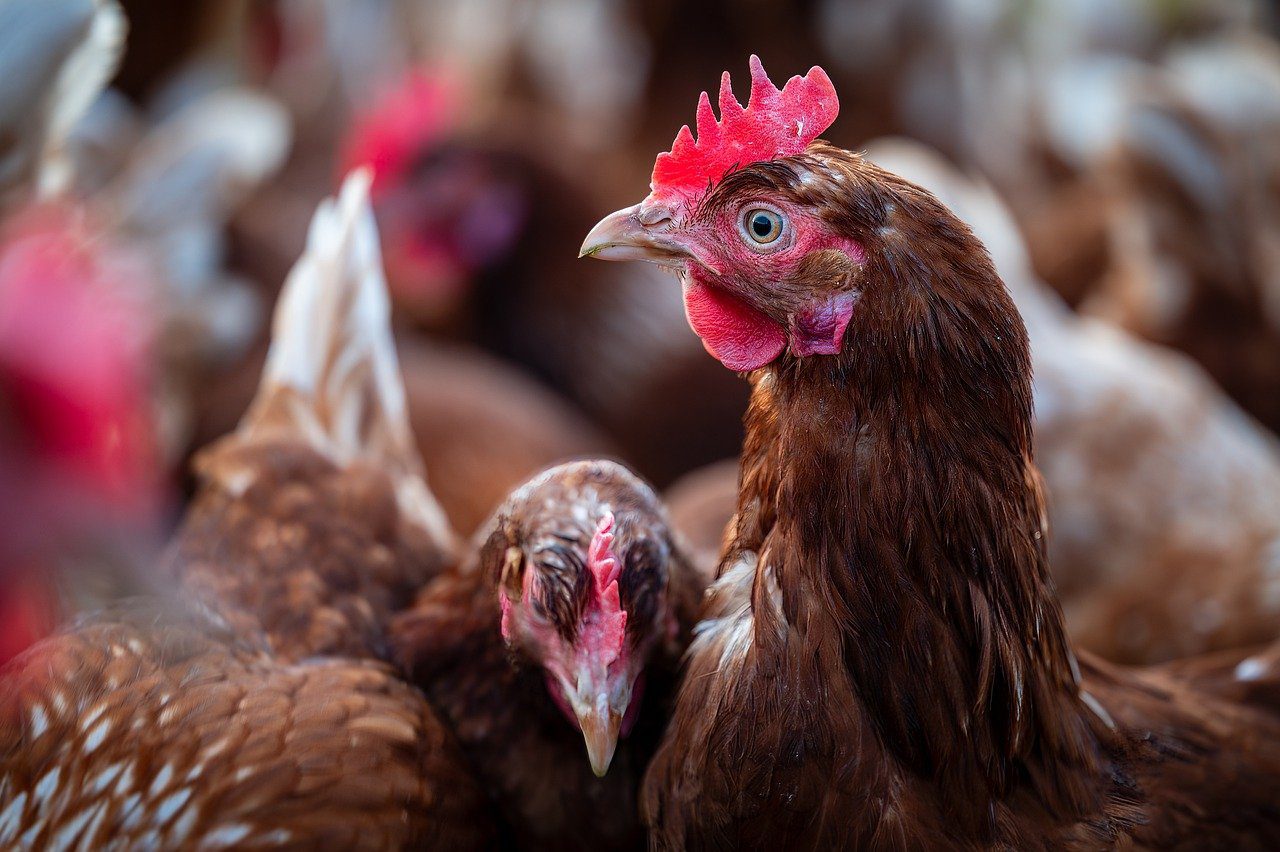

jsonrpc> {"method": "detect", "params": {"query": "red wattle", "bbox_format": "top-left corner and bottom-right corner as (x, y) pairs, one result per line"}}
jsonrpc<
(683, 280), (785, 372)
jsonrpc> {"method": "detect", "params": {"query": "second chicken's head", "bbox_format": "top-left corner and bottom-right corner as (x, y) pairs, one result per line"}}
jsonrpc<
(484, 460), (679, 777)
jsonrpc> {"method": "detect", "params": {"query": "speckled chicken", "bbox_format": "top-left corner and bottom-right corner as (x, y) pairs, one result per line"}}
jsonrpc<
(0, 173), (491, 849)
(391, 459), (708, 850)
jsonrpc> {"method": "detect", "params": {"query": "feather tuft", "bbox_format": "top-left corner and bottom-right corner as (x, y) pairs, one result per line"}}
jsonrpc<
(237, 169), (451, 541)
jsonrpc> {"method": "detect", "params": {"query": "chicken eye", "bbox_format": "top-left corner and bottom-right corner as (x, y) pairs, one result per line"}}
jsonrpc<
(741, 208), (784, 245)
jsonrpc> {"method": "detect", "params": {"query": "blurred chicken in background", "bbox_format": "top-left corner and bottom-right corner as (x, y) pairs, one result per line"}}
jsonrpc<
(222, 3), (750, 489)
(2, 0), (294, 471)
(1026, 33), (1280, 434)
(339, 69), (749, 486)
(0, 204), (163, 665)
(0, 0), (166, 663)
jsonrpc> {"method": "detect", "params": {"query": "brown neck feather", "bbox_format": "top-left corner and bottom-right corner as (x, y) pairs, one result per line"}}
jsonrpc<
(729, 203), (1101, 823)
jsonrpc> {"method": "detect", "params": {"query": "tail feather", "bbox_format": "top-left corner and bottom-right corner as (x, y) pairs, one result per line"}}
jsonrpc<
(237, 169), (451, 542)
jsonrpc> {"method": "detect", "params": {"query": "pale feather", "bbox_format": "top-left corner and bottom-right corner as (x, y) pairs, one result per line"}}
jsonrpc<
(236, 169), (453, 544)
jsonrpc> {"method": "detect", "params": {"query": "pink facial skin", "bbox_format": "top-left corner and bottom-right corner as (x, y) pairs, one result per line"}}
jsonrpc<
(498, 515), (645, 733)
(671, 197), (863, 370)
(637, 57), (858, 372)
(791, 291), (859, 356)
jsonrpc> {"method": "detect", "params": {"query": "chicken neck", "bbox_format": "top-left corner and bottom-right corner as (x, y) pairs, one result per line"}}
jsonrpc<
(731, 341), (1104, 823)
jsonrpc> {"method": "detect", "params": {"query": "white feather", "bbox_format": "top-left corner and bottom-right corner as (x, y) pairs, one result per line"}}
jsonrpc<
(37, 0), (127, 196)
(239, 170), (451, 544)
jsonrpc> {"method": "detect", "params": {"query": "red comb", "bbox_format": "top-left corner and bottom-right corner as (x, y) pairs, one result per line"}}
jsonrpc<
(581, 512), (626, 666)
(588, 512), (621, 591)
(650, 55), (839, 205)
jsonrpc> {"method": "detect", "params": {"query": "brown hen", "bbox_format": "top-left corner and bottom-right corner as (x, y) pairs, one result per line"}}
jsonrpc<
(584, 57), (1280, 848)
(666, 141), (1280, 667)
(0, 172), (491, 849)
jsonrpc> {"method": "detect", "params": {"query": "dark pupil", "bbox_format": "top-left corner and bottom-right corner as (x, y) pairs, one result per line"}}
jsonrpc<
(751, 213), (774, 238)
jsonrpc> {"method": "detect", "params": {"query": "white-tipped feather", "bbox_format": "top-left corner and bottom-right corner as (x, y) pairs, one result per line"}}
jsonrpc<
(0, 0), (126, 196)
(37, 0), (125, 196)
(239, 170), (451, 542)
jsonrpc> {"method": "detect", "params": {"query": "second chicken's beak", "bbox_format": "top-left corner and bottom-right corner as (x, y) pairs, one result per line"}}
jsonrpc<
(579, 203), (689, 269)
(565, 663), (635, 777)
(576, 696), (624, 778)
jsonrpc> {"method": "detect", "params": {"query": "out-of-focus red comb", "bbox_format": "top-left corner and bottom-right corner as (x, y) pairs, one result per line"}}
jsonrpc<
(339, 70), (458, 196)
(650, 55), (839, 206)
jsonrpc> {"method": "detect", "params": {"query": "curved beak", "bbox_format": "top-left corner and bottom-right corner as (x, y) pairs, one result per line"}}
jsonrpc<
(576, 698), (624, 778)
(565, 663), (637, 777)
(579, 203), (690, 269)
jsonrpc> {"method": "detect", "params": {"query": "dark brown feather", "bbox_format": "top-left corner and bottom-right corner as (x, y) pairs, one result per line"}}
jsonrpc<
(641, 146), (1280, 849)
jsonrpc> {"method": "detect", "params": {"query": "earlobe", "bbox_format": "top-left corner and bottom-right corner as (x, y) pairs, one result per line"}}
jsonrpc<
(790, 291), (858, 357)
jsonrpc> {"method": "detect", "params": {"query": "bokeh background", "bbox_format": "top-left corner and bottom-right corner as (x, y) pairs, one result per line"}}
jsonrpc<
(3, 0), (1280, 666)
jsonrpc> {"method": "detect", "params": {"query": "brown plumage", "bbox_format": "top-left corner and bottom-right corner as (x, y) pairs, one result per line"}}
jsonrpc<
(0, 173), (491, 849)
(867, 140), (1280, 666)
(671, 140), (1280, 668)
(169, 438), (448, 662)
(583, 78), (1280, 847)
(662, 458), (738, 582)
(390, 459), (706, 851)
(0, 603), (489, 849)
(191, 337), (616, 540)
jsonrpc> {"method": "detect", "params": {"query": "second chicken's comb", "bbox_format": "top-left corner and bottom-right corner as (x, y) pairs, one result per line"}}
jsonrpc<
(587, 512), (621, 592)
(582, 512), (626, 666)
(649, 55), (839, 205)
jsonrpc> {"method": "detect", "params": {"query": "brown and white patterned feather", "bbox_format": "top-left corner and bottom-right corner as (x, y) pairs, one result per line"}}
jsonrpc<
(0, 174), (491, 849)
(0, 605), (490, 850)
(172, 171), (457, 662)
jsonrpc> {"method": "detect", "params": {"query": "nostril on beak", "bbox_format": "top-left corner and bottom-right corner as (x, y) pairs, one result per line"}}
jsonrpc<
(637, 205), (675, 229)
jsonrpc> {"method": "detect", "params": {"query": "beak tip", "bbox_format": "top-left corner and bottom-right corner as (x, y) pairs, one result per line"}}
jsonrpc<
(578, 709), (622, 778)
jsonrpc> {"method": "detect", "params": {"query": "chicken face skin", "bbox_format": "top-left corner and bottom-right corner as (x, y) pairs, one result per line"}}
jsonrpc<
(492, 461), (678, 777)
(584, 151), (874, 372)
(390, 459), (708, 849)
